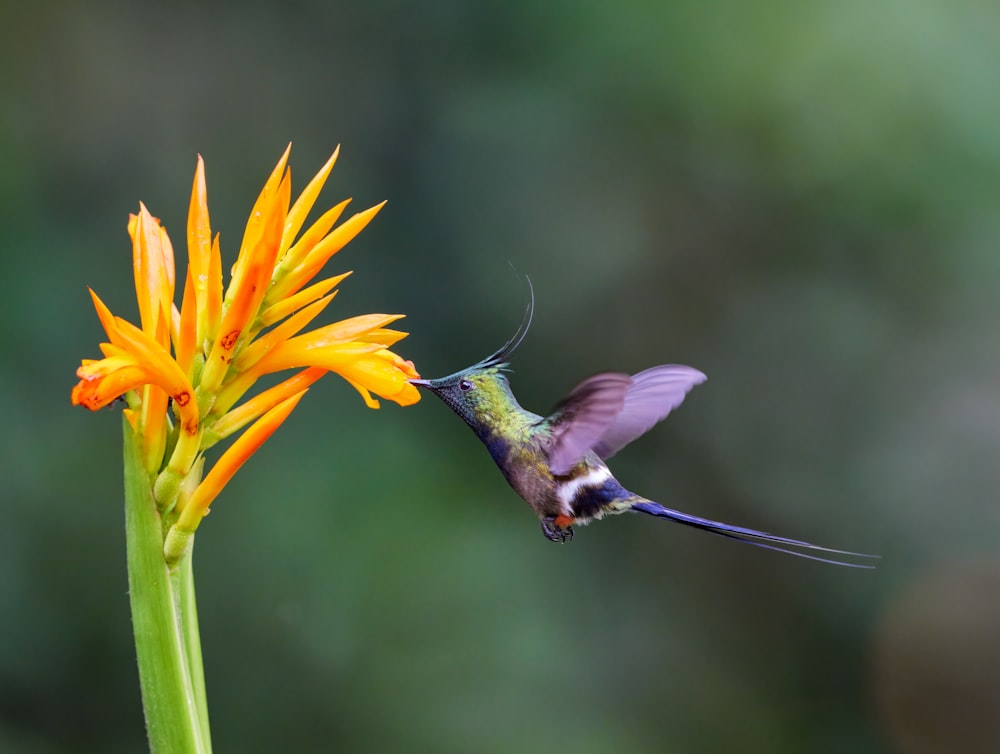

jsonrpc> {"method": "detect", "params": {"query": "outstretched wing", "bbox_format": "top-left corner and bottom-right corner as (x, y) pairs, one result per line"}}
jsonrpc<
(592, 365), (706, 461)
(546, 372), (632, 475)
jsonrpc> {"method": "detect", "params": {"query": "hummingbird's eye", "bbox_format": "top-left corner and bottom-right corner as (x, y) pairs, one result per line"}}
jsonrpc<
(459, 379), (474, 392)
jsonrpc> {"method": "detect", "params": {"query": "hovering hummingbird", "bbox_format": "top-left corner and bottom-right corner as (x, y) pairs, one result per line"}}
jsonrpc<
(411, 288), (877, 567)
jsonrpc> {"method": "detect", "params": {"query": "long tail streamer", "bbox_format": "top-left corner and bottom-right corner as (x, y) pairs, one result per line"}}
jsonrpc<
(631, 502), (879, 568)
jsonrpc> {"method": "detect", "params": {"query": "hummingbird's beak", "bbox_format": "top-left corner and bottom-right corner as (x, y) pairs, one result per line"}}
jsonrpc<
(408, 378), (434, 389)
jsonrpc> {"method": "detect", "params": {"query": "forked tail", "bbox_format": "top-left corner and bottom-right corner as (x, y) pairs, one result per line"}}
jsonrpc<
(631, 501), (879, 568)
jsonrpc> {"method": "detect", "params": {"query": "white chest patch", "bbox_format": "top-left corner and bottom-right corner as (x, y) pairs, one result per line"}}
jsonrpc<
(556, 465), (612, 515)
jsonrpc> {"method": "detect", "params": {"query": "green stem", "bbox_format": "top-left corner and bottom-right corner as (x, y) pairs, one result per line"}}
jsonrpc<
(176, 554), (212, 752)
(124, 416), (212, 753)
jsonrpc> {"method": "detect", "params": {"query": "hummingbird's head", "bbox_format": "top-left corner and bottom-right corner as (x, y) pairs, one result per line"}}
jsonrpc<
(409, 279), (533, 433)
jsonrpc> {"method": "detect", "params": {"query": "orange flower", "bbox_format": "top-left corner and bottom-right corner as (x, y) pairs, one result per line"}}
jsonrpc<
(72, 146), (420, 563)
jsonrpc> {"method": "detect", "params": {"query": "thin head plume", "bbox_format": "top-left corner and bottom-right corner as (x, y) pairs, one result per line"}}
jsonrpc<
(475, 276), (534, 369)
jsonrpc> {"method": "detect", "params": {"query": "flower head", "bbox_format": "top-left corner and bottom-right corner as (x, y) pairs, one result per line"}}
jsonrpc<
(72, 146), (420, 563)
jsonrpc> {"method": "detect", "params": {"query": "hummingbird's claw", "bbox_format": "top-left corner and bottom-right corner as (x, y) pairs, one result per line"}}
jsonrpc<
(541, 516), (574, 543)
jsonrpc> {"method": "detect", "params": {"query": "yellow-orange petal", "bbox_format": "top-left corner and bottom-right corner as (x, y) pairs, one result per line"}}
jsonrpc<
(230, 145), (291, 294)
(107, 316), (199, 429)
(280, 345), (420, 407)
(270, 201), (385, 302)
(260, 272), (351, 328)
(131, 205), (175, 341)
(279, 147), (339, 255)
(175, 267), (197, 375)
(73, 362), (151, 410)
(233, 292), (338, 373)
(186, 155), (213, 347)
(354, 328), (410, 348)
(88, 289), (120, 345)
(176, 389), (308, 531)
(199, 259), (265, 394)
(210, 367), (326, 441)
(344, 378), (381, 409)
(280, 313), (405, 350)
(253, 340), (384, 375)
(205, 233), (223, 342)
(139, 383), (169, 472)
(270, 200), (351, 296)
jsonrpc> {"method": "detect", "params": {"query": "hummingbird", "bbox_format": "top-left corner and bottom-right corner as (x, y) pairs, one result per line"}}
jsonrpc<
(411, 289), (877, 567)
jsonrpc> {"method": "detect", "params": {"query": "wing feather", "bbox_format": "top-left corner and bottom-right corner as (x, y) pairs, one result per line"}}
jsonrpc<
(592, 365), (706, 460)
(546, 372), (631, 475)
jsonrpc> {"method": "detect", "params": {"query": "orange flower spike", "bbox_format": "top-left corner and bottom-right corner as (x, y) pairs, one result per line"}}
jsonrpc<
(209, 367), (326, 442)
(255, 340), (383, 376)
(232, 292), (338, 373)
(110, 316), (198, 429)
(130, 206), (175, 340)
(289, 312), (406, 346)
(269, 201), (385, 302)
(163, 390), (308, 567)
(186, 155), (213, 347)
(279, 147), (339, 255)
(200, 168), (292, 398)
(158, 221), (176, 303)
(250, 314), (405, 376)
(242, 169), (292, 323)
(227, 145), (291, 300)
(269, 199), (351, 299)
(254, 337), (420, 407)
(332, 349), (421, 406)
(205, 233), (223, 343)
(355, 328), (410, 348)
(260, 271), (351, 328)
(345, 379), (381, 409)
(73, 362), (150, 410)
(175, 267), (198, 377)
(87, 288), (122, 346)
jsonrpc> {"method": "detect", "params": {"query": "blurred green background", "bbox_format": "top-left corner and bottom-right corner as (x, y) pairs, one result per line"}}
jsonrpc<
(3, 1), (1000, 752)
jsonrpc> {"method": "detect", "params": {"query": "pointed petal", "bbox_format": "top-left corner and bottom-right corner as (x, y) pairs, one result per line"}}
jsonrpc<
(109, 316), (199, 429)
(186, 155), (213, 345)
(227, 145), (291, 301)
(272, 202), (385, 300)
(175, 267), (198, 375)
(259, 272), (350, 328)
(131, 205), (175, 340)
(327, 349), (421, 407)
(176, 389), (308, 530)
(205, 233), (223, 341)
(210, 367), (326, 441)
(88, 288), (120, 345)
(354, 328), (409, 347)
(280, 146), (339, 255)
(233, 292), (339, 372)
(345, 379), (381, 409)
(254, 340), (383, 375)
(271, 199), (351, 293)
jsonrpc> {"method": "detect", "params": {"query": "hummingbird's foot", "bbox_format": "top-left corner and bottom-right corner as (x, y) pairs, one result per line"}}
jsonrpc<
(541, 516), (574, 543)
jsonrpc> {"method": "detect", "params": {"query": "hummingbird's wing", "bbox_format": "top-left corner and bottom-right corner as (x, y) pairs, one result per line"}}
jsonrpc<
(591, 365), (706, 461)
(546, 372), (632, 475)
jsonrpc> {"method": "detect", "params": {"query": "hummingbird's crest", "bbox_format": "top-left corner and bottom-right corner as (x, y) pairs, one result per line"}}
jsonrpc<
(472, 276), (534, 371)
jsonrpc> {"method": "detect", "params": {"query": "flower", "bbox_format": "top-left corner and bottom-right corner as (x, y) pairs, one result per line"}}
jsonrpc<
(72, 146), (420, 563)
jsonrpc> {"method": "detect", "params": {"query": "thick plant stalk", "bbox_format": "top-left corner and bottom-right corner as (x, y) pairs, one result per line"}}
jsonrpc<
(124, 415), (212, 754)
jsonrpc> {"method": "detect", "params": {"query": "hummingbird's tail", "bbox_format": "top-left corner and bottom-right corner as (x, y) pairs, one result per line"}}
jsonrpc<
(630, 501), (879, 568)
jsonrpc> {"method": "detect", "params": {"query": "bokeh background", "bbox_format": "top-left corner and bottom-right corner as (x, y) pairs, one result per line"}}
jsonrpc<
(3, 1), (1000, 752)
